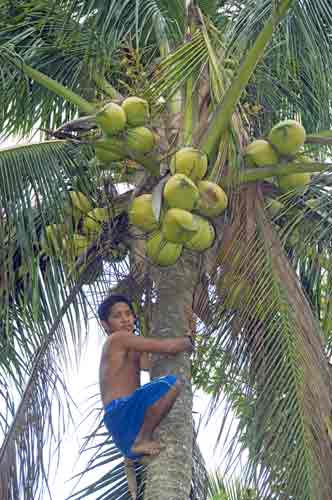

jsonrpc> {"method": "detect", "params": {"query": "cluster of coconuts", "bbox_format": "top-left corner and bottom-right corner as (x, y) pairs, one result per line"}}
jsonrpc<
(244, 119), (311, 194)
(129, 147), (228, 267)
(94, 97), (156, 168)
(41, 191), (121, 281)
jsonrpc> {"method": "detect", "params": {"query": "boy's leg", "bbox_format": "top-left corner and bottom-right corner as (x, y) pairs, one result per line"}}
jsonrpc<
(131, 378), (184, 456)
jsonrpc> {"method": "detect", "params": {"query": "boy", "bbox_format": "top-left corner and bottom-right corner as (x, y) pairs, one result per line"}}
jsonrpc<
(98, 295), (194, 460)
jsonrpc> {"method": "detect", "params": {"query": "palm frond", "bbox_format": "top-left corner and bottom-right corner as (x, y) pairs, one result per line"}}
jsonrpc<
(227, 0), (332, 132)
(66, 418), (207, 500)
(207, 470), (259, 500)
(193, 183), (332, 499)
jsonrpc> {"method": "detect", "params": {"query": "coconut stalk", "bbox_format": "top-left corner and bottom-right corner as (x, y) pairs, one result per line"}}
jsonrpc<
(200, 0), (294, 160)
(221, 161), (332, 189)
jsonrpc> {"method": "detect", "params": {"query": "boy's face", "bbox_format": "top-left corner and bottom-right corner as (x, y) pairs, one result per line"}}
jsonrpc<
(102, 302), (135, 335)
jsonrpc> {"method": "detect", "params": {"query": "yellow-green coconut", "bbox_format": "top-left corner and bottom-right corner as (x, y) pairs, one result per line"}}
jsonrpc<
(95, 138), (124, 164)
(96, 102), (127, 135)
(129, 194), (159, 232)
(278, 172), (311, 194)
(146, 231), (182, 267)
(67, 191), (92, 213)
(162, 208), (198, 244)
(196, 181), (228, 217)
(184, 215), (215, 252)
(163, 174), (199, 211)
(63, 234), (91, 257)
(41, 224), (67, 255)
(82, 208), (110, 234)
(244, 140), (279, 167)
(265, 198), (285, 217)
(122, 97), (150, 127)
(126, 127), (155, 154)
(170, 147), (208, 182)
(268, 119), (306, 156)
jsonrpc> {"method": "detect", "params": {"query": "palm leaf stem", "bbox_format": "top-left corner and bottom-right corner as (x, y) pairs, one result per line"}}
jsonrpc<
(200, 0), (295, 159)
(221, 161), (332, 188)
(92, 75), (122, 100)
(3, 49), (95, 115)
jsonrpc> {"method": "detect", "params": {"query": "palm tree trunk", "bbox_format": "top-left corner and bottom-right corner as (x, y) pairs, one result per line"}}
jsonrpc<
(143, 253), (200, 500)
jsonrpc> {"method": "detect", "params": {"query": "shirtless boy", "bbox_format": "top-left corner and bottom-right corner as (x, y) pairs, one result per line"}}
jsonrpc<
(98, 294), (194, 460)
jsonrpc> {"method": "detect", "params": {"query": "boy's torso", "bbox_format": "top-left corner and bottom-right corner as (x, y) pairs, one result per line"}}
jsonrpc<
(99, 338), (141, 406)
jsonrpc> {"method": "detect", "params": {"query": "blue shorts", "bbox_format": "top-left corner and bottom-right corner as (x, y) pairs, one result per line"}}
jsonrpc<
(103, 375), (177, 459)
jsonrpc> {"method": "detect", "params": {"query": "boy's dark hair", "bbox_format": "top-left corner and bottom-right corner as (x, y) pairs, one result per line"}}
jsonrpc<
(97, 294), (135, 322)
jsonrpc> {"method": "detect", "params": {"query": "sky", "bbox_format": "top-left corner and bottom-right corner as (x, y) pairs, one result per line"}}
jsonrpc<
(0, 136), (245, 499)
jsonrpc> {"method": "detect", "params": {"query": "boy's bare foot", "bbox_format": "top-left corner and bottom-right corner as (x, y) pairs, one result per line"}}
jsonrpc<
(131, 440), (161, 456)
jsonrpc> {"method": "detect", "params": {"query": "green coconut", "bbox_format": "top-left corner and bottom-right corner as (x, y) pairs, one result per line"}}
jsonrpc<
(184, 215), (215, 252)
(42, 224), (67, 255)
(278, 172), (311, 194)
(163, 174), (199, 211)
(129, 194), (159, 232)
(68, 191), (92, 213)
(126, 127), (155, 154)
(265, 198), (285, 217)
(95, 138), (125, 164)
(244, 140), (279, 167)
(196, 181), (228, 217)
(63, 234), (91, 257)
(162, 208), (198, 243)
(96, 102), (127, 135)
(268, 119), (306, 156)
(122, 97), (150, 127)
(82, 208), (110, 234)
(146, 231), (182, 267)
(305, 198), (320, 210)
(287, 227), (300, 247)
(170, 147), (208, 182)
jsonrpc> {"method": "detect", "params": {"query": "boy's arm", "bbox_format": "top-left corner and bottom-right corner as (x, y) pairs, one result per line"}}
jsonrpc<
(112, 332), (193, 354)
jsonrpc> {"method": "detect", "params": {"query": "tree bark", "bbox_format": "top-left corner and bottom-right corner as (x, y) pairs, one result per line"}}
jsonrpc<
(143, 253), (200, 500)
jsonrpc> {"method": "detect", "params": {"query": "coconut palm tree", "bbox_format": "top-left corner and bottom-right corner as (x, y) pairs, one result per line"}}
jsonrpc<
(1, 0), (332, 499)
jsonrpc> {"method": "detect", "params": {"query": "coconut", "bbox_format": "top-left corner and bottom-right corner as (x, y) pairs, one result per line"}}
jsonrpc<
(244, 140), (279, 167)
(184, 215), (215, 252)
(305, 198), (320, 210)
(82, 208), (110, 234)
(162, 208), (198, 243)
(287, 227), (300, 247)
(217, 274), (251, 309)
(265, 198), (285, 217)
(146, 231), (182, 267)
(95, 138), (125, 164)
(126, 127), (155, 154)
(129, 194), (159, 232)
(268, 120), (306, 156)
(67, 191), (92, 214)
(122, 97), (150, 127)
(96, 102), (127, 135)
(163, 174), (199, 211)
(63, 234), (91, 258)
(278, 173), (311, 194)
(170, 147), (208, 182)
(196, 181), (228, 217)
(42, 224), (67, 255)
